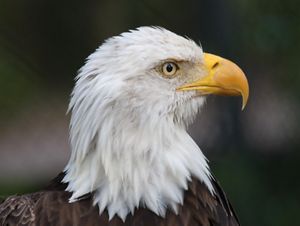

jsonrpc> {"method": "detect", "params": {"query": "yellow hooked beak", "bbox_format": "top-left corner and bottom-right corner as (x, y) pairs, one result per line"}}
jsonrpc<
(177, 53), (249, 110)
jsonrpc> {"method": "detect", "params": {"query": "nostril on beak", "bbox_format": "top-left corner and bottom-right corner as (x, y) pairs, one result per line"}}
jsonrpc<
(212, 62), (219, 69)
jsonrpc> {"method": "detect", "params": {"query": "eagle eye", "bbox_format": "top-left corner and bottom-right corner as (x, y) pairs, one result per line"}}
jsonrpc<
(162, 62), (178, 78)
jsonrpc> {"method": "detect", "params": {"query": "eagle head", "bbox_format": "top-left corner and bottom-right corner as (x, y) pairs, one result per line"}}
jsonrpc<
(63, 27), (249, 221)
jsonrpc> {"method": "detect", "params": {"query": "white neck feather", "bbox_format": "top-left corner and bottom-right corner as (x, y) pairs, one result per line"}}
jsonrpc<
(63, 102), (213, 220)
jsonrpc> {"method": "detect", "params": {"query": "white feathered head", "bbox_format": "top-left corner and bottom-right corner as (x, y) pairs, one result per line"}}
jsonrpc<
(63, 27), (248, 220)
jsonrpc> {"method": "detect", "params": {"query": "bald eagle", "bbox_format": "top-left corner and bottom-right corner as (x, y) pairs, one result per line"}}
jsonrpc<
(0, 27), (248, 226)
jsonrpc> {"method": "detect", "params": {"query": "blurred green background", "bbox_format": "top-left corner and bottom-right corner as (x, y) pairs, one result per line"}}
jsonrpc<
(0, 0), (299, 225)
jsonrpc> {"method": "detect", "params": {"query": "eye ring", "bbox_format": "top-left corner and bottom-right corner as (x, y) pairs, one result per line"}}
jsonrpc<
(162, 62), (178, 77)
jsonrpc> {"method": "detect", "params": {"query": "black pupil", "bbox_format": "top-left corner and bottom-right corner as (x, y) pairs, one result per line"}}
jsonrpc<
(166, 64), (173, 73)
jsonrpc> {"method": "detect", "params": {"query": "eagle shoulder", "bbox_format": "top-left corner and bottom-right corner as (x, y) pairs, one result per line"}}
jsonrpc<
(0, 193), (38, 226)
(0, 173), (240, 226)
(181, 177), (240, 226)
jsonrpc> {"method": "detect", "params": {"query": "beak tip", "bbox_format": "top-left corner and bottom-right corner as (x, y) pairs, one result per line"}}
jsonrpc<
(241, 93), (249, 111)
(241, 103), (246, 111)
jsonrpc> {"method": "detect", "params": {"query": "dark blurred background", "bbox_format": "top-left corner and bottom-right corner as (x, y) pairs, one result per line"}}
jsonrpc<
(0, 0), (299, 225)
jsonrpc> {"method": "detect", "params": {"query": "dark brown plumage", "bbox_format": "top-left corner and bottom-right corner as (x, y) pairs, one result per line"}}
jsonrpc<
(0, 173), (239, 226)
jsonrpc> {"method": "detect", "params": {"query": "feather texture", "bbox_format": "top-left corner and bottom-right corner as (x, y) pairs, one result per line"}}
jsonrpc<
(0, 173), (239, 226)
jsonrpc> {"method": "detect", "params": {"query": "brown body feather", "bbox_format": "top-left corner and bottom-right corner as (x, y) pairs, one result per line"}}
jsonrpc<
(0, 173), (239, 226)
